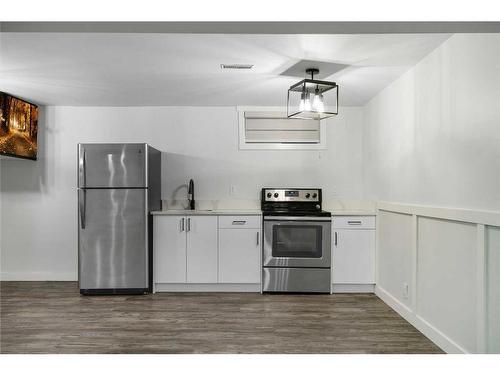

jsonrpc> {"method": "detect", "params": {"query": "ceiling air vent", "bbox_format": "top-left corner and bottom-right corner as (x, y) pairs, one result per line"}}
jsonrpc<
(220, 64), (254, 70)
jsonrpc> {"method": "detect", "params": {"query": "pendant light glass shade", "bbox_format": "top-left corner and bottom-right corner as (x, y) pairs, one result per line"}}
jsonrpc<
(287, 69), (338, 120)
(312, 88), (325, 112)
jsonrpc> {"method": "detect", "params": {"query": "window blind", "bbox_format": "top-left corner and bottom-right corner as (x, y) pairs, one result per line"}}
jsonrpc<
(244, 111), (320, 144)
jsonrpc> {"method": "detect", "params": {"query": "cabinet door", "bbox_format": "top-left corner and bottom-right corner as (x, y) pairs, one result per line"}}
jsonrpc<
(186, 216), (218, 283)
(154, 216), (186, 283)
(219, 229), (261, 283)
(332, 229), (375, 284)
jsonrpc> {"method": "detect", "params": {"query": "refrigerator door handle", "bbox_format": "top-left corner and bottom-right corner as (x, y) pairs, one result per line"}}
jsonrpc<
(83, 148), (86, 188)
(78, 146), (86, 188)
(79, 189), (86, 229)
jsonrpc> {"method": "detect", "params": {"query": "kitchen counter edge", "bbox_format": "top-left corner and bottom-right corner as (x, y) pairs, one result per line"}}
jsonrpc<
(151, 210), (376, 216)
(151, 210), (262, 216)
(330, 210), (376, 216)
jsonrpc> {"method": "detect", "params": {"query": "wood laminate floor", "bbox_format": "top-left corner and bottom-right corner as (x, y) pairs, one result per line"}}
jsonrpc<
(0, 282), (443, 354)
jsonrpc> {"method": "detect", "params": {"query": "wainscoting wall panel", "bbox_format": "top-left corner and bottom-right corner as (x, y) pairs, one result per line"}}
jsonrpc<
(375, 202), (500, 354)
(377, 211), (413, 310)
(417, 217), (477, 353)
(486, 225), (500, 353)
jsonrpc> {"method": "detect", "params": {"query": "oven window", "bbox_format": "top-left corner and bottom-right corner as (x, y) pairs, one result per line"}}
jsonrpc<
(272, 225), (323, 258)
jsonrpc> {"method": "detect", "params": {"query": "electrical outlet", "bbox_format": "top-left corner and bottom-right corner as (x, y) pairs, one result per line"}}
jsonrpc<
(403, 283), (409, 299)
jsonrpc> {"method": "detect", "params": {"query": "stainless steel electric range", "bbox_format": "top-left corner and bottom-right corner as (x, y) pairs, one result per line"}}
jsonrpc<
(261, 188), (331, 293)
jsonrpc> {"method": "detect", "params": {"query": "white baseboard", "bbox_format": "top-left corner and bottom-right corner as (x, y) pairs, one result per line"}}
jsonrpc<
(154, 283), (261, 293)
(0, 272), (77, 281)
(332, 284), (375, 293)
(375, 285), (467, 354)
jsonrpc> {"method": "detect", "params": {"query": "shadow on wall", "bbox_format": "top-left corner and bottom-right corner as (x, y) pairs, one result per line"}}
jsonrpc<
(0, 107), (55, 193)
(161, 151), (234, 209)
(169, 183), (189, 209)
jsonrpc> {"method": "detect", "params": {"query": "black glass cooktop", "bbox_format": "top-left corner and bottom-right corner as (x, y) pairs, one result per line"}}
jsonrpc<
(263, 210), (331, 217)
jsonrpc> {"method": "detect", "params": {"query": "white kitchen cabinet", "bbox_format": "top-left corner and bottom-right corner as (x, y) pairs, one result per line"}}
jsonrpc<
(154, 215), (217, 284)
(186, 215), (218, 283)
(154, 216), (187, 283)
(219, 228), (260, 283)
(153, 213), (262, 292)
(332, 216), (376, 285)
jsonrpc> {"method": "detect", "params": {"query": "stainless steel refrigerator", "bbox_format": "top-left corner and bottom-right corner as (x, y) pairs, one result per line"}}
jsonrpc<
(77, 143), (161, 295)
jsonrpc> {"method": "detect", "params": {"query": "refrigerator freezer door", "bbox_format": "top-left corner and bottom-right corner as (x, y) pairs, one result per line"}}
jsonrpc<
(79, 188), (147, 290)
(78, 143), (147, 188)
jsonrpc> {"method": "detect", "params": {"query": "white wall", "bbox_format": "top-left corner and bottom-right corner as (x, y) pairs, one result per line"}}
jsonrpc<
(0, 106), (364, 280)
(363, 34), (500, 212)
(367, 34), (500, 353)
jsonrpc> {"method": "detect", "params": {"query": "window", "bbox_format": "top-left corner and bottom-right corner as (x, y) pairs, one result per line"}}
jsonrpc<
(238, 107), (326, 150)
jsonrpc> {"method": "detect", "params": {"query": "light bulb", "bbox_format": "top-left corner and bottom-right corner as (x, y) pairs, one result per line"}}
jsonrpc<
(312, 93), (321, 111)
(299, 89), (306, 111)
(316, 93), (325, 113)
(312, 87), (325, 113)
(304, 92), (312, 111)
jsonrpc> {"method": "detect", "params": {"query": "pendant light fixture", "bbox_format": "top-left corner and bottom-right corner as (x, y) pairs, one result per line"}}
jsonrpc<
(287, 68), (338, 120)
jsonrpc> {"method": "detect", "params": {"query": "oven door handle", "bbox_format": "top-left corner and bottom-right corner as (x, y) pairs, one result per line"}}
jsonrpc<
(264, 216), (331, 222)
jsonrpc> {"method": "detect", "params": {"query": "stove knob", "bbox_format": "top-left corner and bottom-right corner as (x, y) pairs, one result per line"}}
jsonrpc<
(274, 192), (279, 198)
(267, 192), (272, 198)
(312, 193), (318, 198)
(305, 193), (310, 198)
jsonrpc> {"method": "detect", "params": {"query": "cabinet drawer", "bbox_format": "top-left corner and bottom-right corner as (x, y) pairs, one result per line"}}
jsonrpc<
(332, 216), (375, 229)
(218, 215), (261, 229)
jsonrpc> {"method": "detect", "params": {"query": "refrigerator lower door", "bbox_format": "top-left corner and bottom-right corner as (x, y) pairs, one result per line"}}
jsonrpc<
(78, 188), (148, 293)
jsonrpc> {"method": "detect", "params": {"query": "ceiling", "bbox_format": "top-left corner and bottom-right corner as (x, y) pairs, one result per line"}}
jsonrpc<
(0, 32), (451, 106)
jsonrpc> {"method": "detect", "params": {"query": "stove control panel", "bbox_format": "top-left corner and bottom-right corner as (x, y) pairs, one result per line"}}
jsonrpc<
(262, 188), (321, 202)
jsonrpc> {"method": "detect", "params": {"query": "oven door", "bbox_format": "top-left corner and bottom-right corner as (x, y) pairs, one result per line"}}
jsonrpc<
(263, 217), (331, 268)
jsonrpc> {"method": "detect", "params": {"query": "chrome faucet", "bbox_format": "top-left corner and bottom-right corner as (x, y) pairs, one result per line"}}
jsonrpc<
(188, 179), (195, 210)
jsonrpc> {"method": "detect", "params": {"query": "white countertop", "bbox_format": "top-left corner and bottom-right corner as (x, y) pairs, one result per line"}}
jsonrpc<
(151, 209), (262, 216)
(151, 209), (375, 216)
(330, 210), (376, 216)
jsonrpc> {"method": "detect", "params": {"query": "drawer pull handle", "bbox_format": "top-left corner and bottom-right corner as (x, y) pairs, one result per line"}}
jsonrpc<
(348, 221), (362, 225)
(232, 220), (246, 225)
